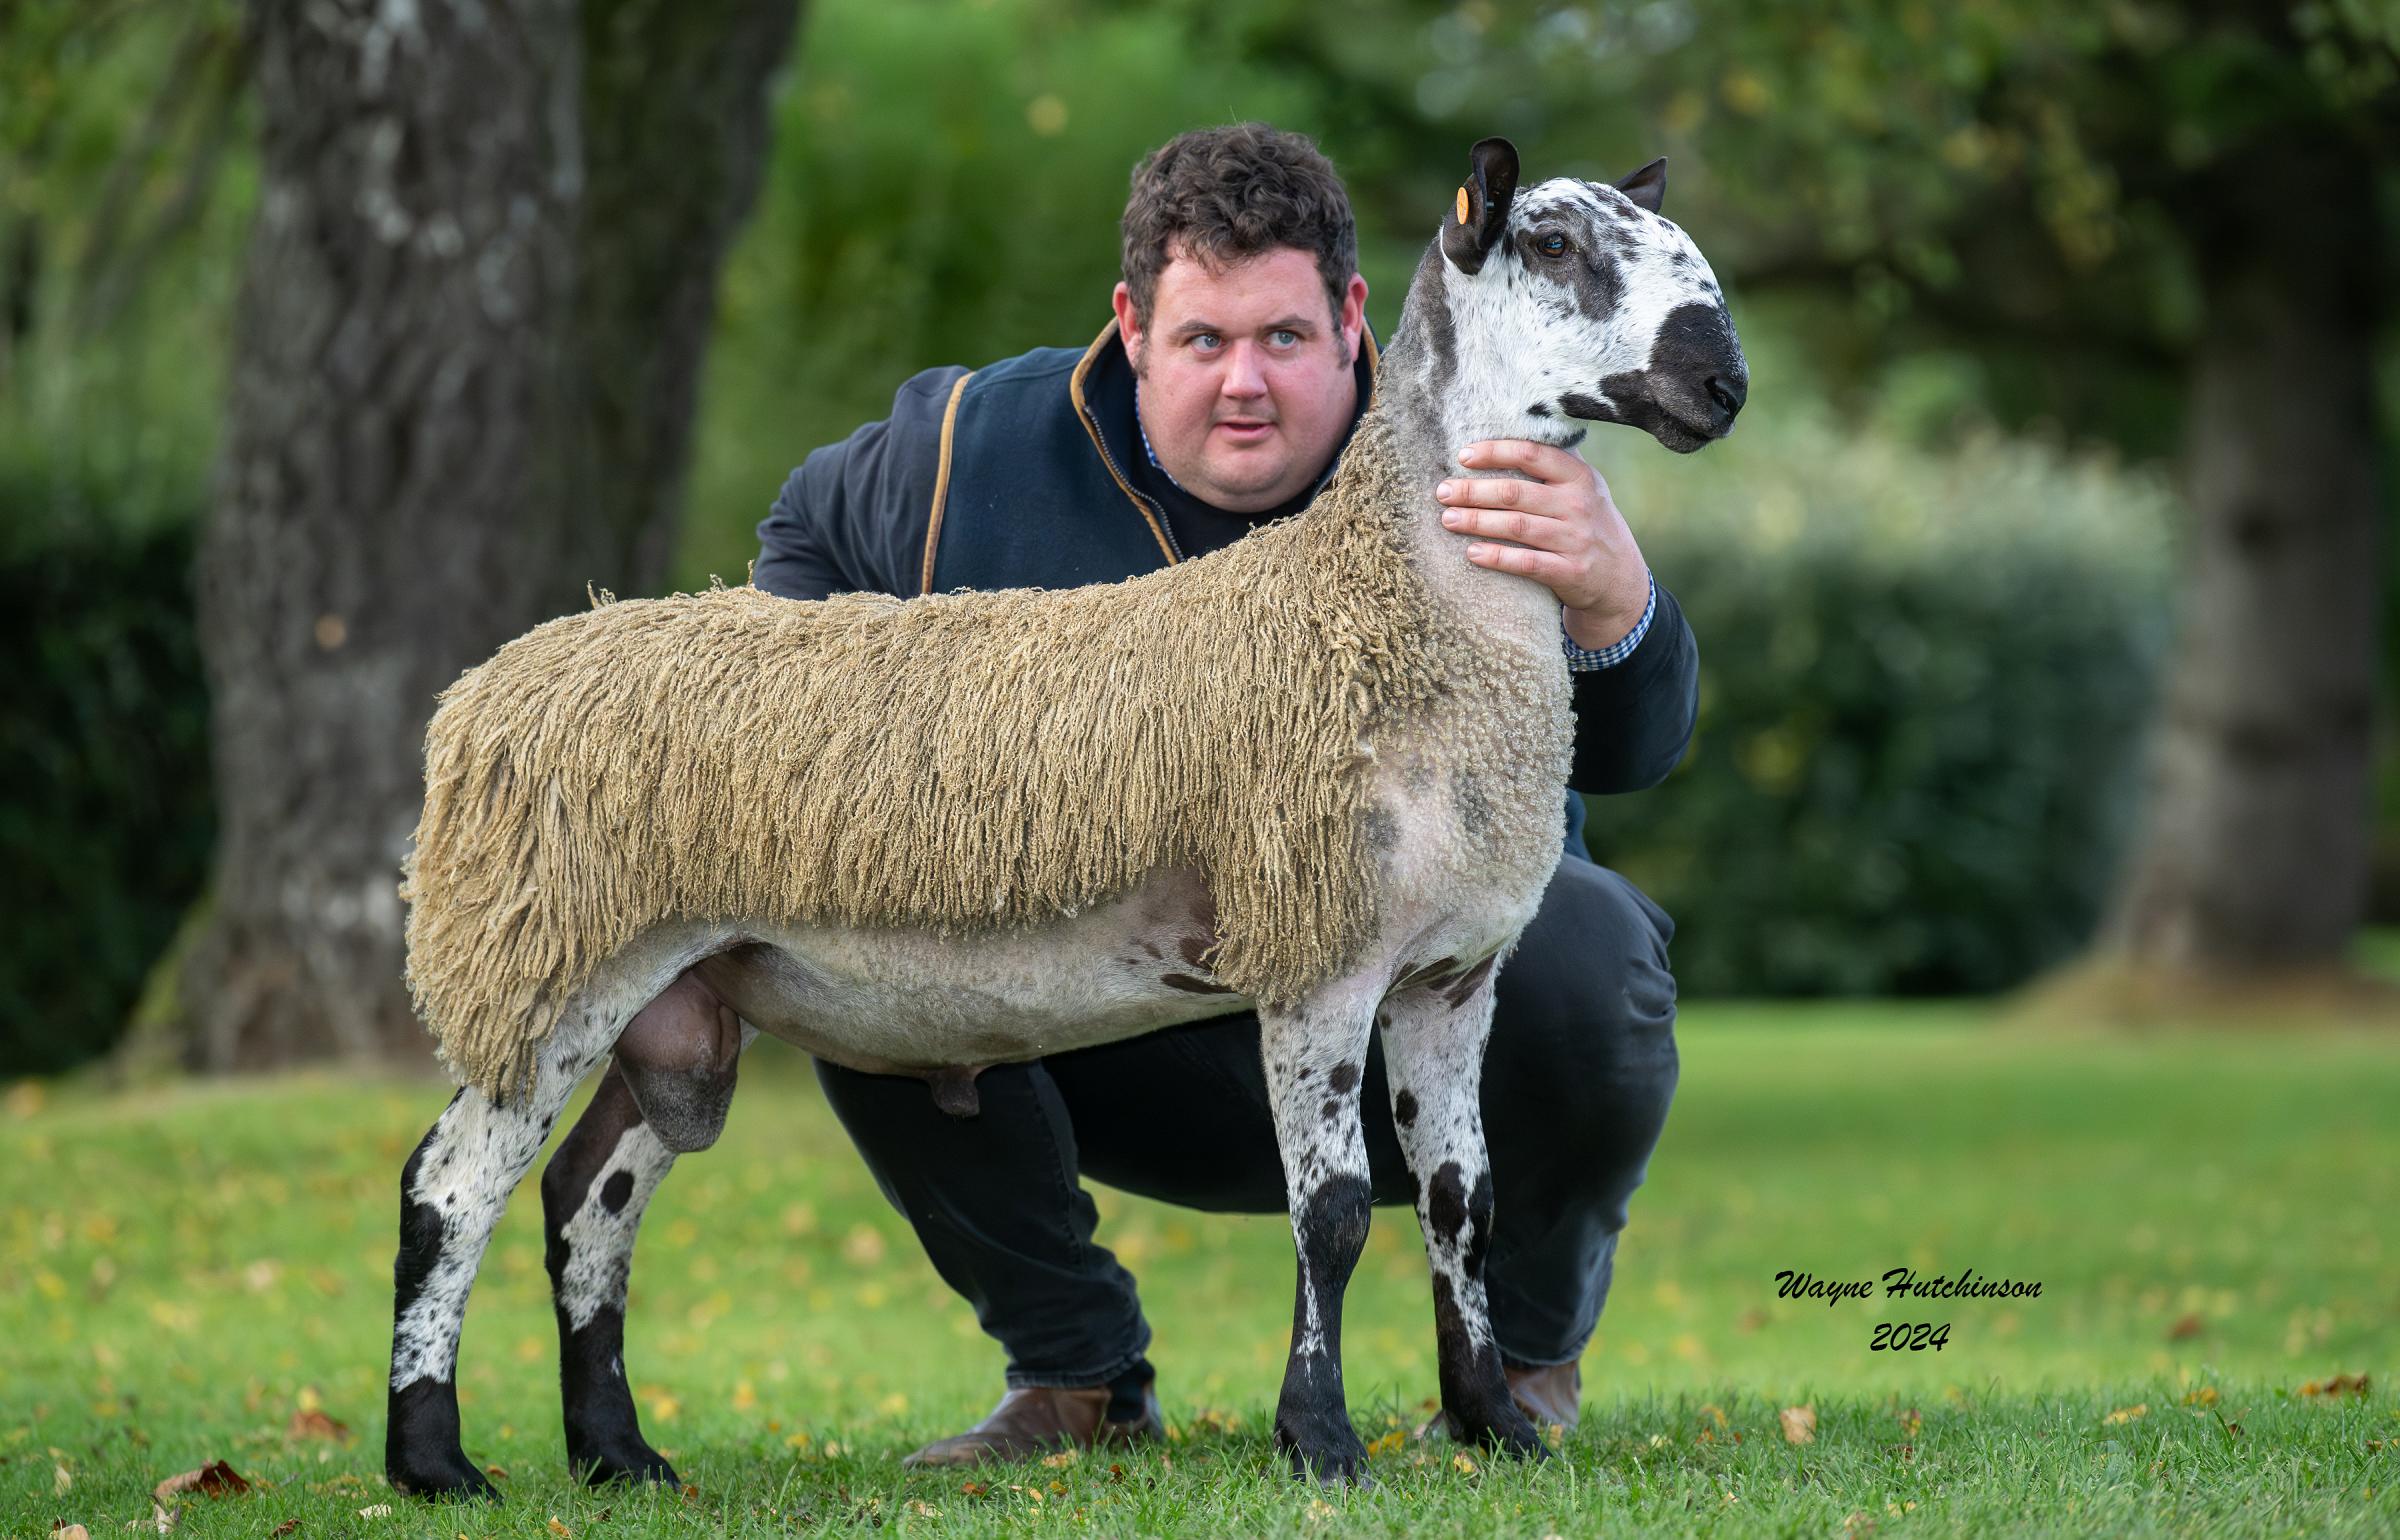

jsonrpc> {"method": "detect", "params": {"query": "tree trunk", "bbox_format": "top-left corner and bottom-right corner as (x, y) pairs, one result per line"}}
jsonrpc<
(575, 0), (802, 590)
(176, 0), (797, 1075)
(2107, 140), (2385, 976)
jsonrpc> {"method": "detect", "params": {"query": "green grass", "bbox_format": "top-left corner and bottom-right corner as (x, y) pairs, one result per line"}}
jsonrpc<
(4, 1005), (2397, 1536)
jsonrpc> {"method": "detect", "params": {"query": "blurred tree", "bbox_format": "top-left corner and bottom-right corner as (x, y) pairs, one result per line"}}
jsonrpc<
(1283, 0), (2397, 985)
(169, 0), (799, 1073)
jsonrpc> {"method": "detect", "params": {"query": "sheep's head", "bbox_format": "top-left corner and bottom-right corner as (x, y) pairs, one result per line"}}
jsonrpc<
(1432, 137), (1746, 454)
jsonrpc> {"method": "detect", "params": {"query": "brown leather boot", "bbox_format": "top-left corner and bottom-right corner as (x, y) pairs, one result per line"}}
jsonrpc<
(1414, 1360), (1581, 1442)
(900, 1382), (1166, 1468)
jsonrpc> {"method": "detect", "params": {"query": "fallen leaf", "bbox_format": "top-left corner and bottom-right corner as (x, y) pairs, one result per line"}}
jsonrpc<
(1452, 1451), (1478, 1474)
(1897, 1406), (1923, 1438)
(152, 1461), (251, 1502)
(1040, 1448), (1078, 1468)
(2166, 1313), (2204, 1341)
(905, 1500), (941, 1517)
(546, 1518), (571, 1539)
(2181, 1386), (2219, 1407)
(1779, 1405), (1817, 1444)
(355, 1503), (390, 1518)
(960, 1481), (989, 1496)
(53, 1462), (71, 1495)
(2103, 1405), (2148, 1425)
(269, 1523), (299, 1538)
(286, 1409), (350, 1443)
(2300, 1374), (2370, 1398)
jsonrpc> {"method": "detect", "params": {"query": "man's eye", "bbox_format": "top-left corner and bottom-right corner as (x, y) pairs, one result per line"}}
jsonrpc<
(1271, 329), (1300, 347)
(1537, 233), (1570, 258)
(1191, 333), (1221, 351)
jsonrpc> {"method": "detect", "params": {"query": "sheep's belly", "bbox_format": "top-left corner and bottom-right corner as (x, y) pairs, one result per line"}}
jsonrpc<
(690, 870), (1251, 1074)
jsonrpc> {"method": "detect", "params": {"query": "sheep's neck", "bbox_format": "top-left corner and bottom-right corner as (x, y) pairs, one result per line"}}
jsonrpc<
(1363, 338), (1570, 666)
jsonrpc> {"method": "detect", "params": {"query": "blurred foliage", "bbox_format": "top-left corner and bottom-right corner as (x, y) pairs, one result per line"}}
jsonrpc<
(1583, 348), (2175, 993)
(0, 509), (212, 1075)
(0, 0), (251, 551)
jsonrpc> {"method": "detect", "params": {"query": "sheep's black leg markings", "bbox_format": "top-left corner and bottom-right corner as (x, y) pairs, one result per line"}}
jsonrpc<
(1261, 1000), (1378, 1486)
(387, 1017), (612, 1500)
(542, 1063), (682, 1487)
(1382, 975), (1547, 1459)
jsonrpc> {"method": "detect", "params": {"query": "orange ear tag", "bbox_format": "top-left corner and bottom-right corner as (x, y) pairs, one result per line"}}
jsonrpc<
(1456, 186), (1471, 224)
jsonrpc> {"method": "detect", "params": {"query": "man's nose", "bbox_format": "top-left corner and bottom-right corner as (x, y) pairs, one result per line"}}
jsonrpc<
(1219, 343), (1268, 400)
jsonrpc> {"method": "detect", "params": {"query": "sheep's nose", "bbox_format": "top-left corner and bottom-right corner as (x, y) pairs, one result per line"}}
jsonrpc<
(1706, 374), (1745, 422)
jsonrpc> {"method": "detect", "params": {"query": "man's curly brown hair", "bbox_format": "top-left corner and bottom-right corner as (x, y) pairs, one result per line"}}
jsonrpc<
(1120, 123), (1358, 332)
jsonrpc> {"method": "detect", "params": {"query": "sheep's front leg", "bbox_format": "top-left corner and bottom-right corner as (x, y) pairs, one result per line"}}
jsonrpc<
(1381, 968), (1547, 1459)
(1260, 997), (1377, 1486)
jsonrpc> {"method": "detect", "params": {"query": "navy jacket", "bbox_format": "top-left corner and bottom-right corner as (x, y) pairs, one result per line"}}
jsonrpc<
(754, 321), (1700, 861)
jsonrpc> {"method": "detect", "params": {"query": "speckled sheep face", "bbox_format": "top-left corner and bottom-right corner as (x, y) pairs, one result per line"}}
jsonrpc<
(1438, 138), (1747, 454)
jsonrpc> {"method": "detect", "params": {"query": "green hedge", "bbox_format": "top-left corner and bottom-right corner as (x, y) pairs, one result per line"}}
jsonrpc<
(1, 500), (211, 1076)
(1582, 389), (2175, 995)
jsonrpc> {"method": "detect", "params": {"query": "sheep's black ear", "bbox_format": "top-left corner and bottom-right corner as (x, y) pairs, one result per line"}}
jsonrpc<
(1442, 137), (1520, 276)
(1616, 157), (1667, 214)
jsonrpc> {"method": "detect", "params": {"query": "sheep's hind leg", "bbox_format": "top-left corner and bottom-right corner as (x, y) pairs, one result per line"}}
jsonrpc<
(542, 973), (753, 1487)
(541, 1064), (683, 1486)
(386, 1011), (616, 1500)
(1259, 992), (1378, 1486)
(1381, 969), (1547, 1460)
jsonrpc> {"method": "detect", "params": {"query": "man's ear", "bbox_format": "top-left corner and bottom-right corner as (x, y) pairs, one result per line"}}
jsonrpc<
(1339, 272), (1369, 362)
(1441, 137), (1520, 276)
(1111, 280), (1143, 356)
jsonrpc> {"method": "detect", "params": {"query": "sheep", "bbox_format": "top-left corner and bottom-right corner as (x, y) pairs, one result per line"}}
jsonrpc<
(384, 136), (1747, 1496)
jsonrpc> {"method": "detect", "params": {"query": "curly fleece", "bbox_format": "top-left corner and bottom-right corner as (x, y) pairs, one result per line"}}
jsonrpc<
(401, 409), (1474, 1102)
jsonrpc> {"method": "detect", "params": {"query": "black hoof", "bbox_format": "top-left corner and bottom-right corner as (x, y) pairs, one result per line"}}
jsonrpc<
(1461, 1404), (1551, 1461)
(1275, 1411), (1372, 1488)
(388, 1449), (502, 1502)
(388, 1378), (501, 1501)
(571, 1444), (682, 1489)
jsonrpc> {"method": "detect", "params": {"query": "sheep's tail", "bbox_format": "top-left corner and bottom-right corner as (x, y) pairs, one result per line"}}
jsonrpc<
(400, 649), (586, 1104)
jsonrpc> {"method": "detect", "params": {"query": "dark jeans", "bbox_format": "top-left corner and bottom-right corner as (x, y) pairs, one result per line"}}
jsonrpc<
(814, 857), (1680, 1386)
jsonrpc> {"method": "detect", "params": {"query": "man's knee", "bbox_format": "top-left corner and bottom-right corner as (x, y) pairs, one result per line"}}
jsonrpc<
(1501, 860), (1679, 1079)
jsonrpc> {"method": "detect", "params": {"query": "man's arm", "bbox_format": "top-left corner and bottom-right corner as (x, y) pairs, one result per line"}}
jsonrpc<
(753, 365), (972, 602)
(1563, 578), (1699, 793)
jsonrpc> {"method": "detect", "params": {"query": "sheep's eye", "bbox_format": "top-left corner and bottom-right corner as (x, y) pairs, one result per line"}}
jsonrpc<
(1536, 232), (1571, 258)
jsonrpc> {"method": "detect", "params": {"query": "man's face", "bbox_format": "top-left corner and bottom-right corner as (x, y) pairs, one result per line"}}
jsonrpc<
(1113, 246), (1369, 515)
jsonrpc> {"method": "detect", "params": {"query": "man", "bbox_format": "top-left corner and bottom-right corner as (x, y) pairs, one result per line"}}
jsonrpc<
(750, 123), (1692, 1464)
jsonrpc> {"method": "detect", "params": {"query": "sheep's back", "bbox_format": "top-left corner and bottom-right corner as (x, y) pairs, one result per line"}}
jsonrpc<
(400, 549), (1408, 1100)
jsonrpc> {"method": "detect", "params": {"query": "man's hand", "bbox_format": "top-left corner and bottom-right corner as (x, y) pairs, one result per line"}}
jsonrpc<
(1436, 439), (1651, 651)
